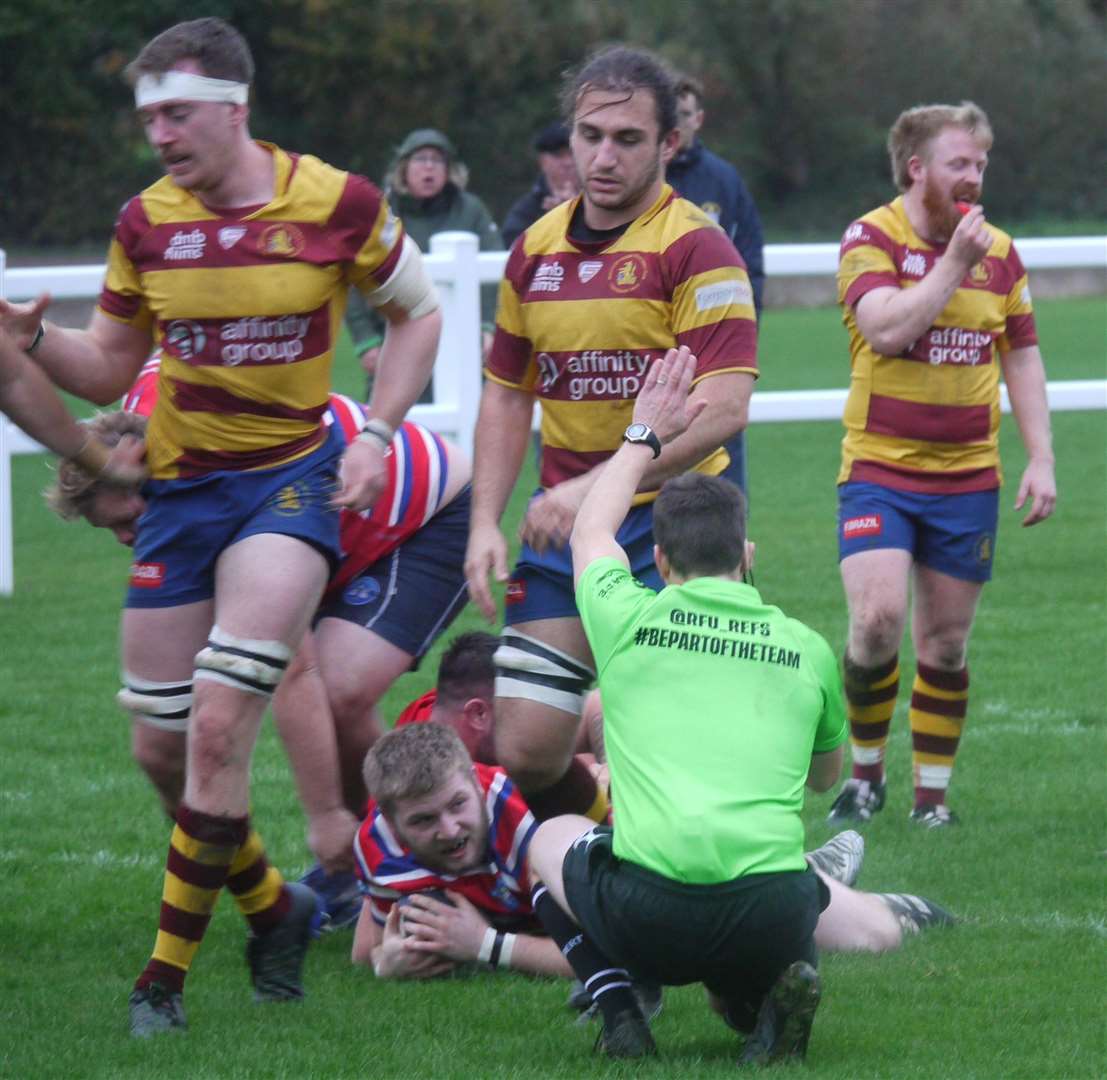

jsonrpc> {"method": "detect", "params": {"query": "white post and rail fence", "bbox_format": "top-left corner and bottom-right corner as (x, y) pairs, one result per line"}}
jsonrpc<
(2, 233), (1104, 594)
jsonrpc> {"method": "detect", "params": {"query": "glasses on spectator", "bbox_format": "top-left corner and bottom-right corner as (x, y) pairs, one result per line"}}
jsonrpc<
(409, 152), (446, 167)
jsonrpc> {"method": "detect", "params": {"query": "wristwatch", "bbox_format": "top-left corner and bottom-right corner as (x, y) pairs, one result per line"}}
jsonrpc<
(622, 422), (662, 459)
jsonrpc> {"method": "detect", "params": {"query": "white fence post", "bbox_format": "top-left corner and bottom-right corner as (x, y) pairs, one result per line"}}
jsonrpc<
(426, 231), (482, 454)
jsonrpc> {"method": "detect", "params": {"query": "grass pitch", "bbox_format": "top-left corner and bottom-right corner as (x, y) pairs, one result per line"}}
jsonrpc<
(0, 298), (1103, 1077)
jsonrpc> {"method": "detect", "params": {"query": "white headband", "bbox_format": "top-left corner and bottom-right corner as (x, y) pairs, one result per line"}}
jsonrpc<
(134, 71), (248, 108)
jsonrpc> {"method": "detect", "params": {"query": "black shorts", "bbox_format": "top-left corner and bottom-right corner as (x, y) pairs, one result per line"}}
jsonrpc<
(315, 488), (470, 663)
(562, 826), (829, 1030)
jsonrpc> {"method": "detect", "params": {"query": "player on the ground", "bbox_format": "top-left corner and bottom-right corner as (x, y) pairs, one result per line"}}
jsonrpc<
(361, 636), (953, 988)
(828, 102), (1055, 828)
(465, 44), (757, 827)
(9, 17), (442, 1035)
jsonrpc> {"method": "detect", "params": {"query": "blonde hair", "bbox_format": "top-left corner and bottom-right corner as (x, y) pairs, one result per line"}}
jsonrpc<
(888, 101), (993, 191)
(44, 411), (147, 520)
(362, 722), (473, 817)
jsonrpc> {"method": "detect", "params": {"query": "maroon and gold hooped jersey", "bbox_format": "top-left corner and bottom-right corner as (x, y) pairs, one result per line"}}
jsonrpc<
(99, 142), (404, 480)
(836, 196), (1037, 494)
(486, 185), (758, 500)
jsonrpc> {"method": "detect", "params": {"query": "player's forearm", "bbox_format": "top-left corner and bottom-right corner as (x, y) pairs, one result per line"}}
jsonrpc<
(1001, 346), (1054, 464)
(502, 933), (573, 977)
(470, 381), (534, 527)
(573, 442), (653, 553)
(23, 322), (135, 405)
(855, 258), (969, 357)
(0, 346), (89, 457)
(368, 307), (441, 429)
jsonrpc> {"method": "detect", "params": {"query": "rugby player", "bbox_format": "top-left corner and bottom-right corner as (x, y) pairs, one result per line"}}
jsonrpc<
(3, 17), (443, 1034)
(465, 44), (757, 828)
(829, 102), (1055, 827)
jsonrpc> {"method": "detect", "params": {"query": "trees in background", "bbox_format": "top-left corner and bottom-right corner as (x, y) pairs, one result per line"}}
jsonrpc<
(2, 0), (1103, 246)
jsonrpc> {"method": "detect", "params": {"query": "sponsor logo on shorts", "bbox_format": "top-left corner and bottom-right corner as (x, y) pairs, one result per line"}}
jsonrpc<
(975, 533), (994, 564)
(129, 562), (166, 588)
(843, 514), (882, 539)
(259, 223), (305, 258)
(577, 260), (603, 283)
(608, 254), (648, 294)
(218, 226), (247, 250)
(163, 228), (206, 261)
(504, 580), (527, 605)
(343, 578), (381, 607)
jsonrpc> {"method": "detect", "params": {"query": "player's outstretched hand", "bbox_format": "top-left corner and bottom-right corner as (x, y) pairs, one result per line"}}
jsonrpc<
(0, 293), (51, 349)
(333, 438), (387, 511)
(1014, 456), (1057, 526)
(465, 520), (508, 623)
(633, 345), (707, 445)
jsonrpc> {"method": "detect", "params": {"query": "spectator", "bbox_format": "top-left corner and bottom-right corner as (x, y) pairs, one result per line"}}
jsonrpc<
(501, 122), (580, 248)
(347, 128), (504, 389)
(667, 73), (765, 495)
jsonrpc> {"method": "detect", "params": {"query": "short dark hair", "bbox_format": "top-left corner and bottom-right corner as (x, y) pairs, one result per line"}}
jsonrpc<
(436, 632), (498, 707)
(652, 473), (747, 578)
(673, 73), (704, 107)
(560, 44), (677, 140)
(125, 17), (254, 85)
(362, 722), (472, 818)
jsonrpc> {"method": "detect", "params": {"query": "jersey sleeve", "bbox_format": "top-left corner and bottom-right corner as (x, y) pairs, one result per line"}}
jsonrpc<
(837, 217), (899, 310)
(667, 224), (758, 381)
(809, 631), (848, 754)
(97, 198), (155, 333)
(336, 175), (406, 296)
(485, 239), (539, 391)
(575, 556), (656, 672)
(996, 243), (1038, 354)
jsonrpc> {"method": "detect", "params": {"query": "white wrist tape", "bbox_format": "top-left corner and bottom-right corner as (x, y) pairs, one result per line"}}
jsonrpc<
(478, 926), (497, 965)
(135, 71), (249, 108)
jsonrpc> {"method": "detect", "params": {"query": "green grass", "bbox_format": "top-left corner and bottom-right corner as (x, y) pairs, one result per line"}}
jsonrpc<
(1, 299), (1104, 1077)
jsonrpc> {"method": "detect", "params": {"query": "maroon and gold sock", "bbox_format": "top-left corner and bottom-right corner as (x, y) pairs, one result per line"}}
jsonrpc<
(225, 828), (290, 934)
(844, 654), (900, 785)
(519, 757), (609, 823)
(910, 662), (968, 809)
(134, 803), (247, 994)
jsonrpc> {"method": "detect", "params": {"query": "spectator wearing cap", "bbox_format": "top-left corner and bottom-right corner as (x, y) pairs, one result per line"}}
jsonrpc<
(501, 122), (580, 248)
(347, 128), (503, 386)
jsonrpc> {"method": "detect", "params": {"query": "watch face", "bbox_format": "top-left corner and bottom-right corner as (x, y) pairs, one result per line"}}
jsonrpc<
(625, 423), (648, 440)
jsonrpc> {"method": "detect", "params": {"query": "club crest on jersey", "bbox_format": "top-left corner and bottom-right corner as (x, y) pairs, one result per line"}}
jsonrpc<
(218, 226), (247, 250)
(490, 876), (520, 910)
(129, 562), (166, 588)
(578, 260), (603, 283)
(344, 578), (382, 607)
(609, 254), (648, 294)
(969, 260), (993, 287)
(259, 223), (305, 258)
(843, 514), (882, 539)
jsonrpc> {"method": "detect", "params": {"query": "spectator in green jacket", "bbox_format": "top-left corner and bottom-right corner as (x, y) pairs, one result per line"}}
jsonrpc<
(347, 129), (503, 394)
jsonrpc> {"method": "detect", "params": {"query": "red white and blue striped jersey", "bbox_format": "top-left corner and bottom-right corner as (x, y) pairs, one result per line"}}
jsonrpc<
(122, 362), (452, 584)
(326, 408), (451, 596)
(353, 764), (538, 928)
